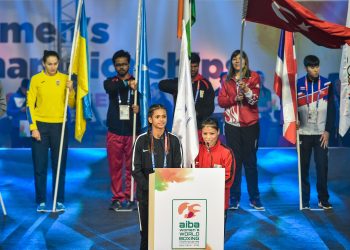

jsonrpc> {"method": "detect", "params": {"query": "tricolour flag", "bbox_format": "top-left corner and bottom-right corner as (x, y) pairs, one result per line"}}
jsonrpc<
(339, 0), (350, 137)
(273, 30), (297, 144)
(177, 0), (196, 55)
(71, 0), (92, 142)
(137, 0), (151, 131)
(244, 0), (350, 49)
(172, 21), (198, 167)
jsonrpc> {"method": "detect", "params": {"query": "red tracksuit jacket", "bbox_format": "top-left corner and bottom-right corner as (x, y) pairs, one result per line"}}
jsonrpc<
(195, 140), (235, 209)
(218, 71), (260, 127)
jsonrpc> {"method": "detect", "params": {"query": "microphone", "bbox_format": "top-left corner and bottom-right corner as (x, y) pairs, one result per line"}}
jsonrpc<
(206, 142), (213, 168)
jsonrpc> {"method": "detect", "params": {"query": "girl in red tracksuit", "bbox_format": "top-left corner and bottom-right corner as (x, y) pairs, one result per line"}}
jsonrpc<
(195, 118), (235, 224)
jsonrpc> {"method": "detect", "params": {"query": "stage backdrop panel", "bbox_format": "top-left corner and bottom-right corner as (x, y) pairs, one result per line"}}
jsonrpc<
(0, 0), (347, 147)
(149, 168), (225, 250)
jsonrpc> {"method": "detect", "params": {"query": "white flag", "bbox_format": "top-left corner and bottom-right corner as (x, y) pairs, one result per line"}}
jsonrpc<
(172, 21), (198, 167)
(339, 0), (350, 137)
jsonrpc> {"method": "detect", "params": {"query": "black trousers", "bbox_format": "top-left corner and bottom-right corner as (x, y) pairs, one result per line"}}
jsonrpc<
(138, 193), (148, 250)
(32, 121), (68, 204)
(225, 122), (260, 201)
(300, 134), (329, 203)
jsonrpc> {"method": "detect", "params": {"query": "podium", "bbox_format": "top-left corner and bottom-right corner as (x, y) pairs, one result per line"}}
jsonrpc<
(148, 168), (225, 250)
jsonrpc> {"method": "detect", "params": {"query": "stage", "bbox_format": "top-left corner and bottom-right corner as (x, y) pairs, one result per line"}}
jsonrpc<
(0, 148), (349, 249)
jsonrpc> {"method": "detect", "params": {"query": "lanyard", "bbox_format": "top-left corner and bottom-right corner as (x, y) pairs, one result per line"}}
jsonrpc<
(151, 132), (168, 169)
(194, 80), (200, 103)
(304, 76), (321, 110)
(118, 88), (131, 105)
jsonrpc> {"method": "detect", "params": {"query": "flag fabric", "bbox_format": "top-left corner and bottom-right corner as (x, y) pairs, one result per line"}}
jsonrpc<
(339, 0), (350, 137)
(273, 30), (297, 144)
(137, 0), (151, 131)
(177, 0), (196, 55)
(244, 0), (350, 49)
(71, 0), (92, 142)
(172, 21), (198, 167)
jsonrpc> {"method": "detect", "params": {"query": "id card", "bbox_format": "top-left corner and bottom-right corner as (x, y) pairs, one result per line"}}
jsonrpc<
(344, 87), (350, 116)
(344, 99), (350, 116)
(200, 90), (204, 98)
(19, 120), (31, 137)
(308, 109), (318, 124)
(119, 105), (130, 120)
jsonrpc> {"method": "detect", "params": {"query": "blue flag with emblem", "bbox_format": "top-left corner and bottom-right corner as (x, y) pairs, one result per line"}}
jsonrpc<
(137, 0), (151, 131)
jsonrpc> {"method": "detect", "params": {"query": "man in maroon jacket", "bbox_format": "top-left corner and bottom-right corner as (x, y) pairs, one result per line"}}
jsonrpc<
(104, 50), (140, 211)
(158, 52), (215, 133)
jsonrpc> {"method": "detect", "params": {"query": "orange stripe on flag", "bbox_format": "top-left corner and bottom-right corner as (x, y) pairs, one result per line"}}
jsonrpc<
(177, 0), (184, 39)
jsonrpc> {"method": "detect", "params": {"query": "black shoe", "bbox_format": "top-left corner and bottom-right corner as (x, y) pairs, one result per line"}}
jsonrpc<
(36, 202), (46, 212)
(249, 199), (265, 210)
(228, 199), (240, 210)
(109, 200), (122, 211)
(120, 200), (134, 211)
(318, 201), (332, 210)
(56, 202), (66, 212)
(302, 202), (310, 210)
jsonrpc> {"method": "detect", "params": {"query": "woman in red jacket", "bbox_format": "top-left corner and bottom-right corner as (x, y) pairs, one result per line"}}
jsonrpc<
(218, 50), (264, 210)
(195, 118), (235, 223)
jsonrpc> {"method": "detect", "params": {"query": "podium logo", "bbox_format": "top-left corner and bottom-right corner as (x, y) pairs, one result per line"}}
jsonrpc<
(178, 202), (201, 219)
(172, 199), (207, 248)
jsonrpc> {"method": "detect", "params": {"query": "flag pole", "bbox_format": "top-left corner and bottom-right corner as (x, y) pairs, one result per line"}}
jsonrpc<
(52, 0), (83, 212)
(296, 124), (302, 210)
(237, 0), (249, 112)
(131, 0), (142, 203)
(238, 18), (246, 84)
(0, 192), (7, 215)
(295, 86), (302, 210)
(293, 38), (302, 210)
(289, 32), (302, 210)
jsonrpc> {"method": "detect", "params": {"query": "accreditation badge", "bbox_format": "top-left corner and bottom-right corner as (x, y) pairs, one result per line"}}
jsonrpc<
(200, 90), (204, 98)
(344, 87), (350, 116)
(307, 109), (318, 124)
(19, 120), (31, 137)
(119, 105), (130, 120)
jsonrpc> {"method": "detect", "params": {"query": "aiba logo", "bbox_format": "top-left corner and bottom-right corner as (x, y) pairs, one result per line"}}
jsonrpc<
(178, 202), (201, 219)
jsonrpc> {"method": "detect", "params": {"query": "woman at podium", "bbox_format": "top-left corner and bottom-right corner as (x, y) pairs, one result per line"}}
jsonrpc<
(132, 104), (182, 250)
(195, 118), (235, 223)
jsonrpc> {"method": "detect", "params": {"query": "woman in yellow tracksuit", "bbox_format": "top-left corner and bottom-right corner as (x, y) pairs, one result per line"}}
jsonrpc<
(26, 50), (75, 212)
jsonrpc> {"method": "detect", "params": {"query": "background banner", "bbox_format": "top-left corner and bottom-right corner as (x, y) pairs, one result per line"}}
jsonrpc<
(0, 0), (347, 147)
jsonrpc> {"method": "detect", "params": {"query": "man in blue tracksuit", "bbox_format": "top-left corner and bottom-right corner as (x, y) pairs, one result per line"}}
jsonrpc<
(7, 79), (31, 147)
(297, 55), (335, 210)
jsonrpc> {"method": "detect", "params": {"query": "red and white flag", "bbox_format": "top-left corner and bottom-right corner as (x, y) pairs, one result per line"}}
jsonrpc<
(274, 30), (297, 144)
(244, 0), (350, 48)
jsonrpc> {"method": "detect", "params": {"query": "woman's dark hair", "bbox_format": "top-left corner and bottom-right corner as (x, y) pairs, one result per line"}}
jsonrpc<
(147, 104), (167, 121)
(303, 55), (320, 67)
(42, 50), (60, 63)
(201, 117), (220, 131)
(227, 50), (250, 81)
(147, 104), (170, 153)
(112, 50), (131, 64)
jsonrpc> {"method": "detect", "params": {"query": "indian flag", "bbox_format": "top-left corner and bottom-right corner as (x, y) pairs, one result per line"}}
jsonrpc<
(177, 0), (196, 55)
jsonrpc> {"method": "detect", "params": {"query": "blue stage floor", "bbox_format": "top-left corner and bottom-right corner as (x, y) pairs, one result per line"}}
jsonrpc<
(0, 148), (349, 249)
